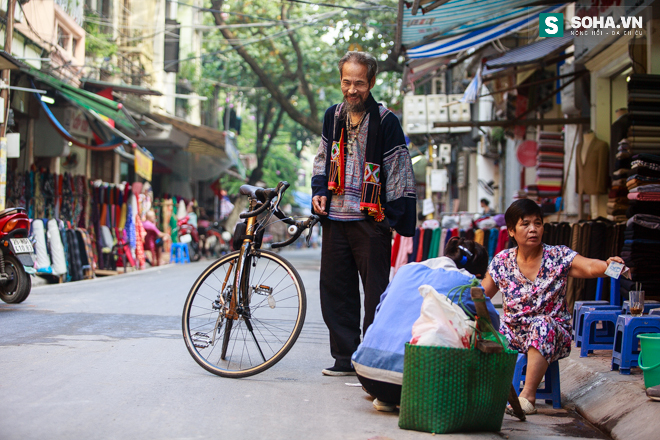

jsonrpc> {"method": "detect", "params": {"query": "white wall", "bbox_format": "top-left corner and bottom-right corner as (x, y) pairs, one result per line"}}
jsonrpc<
(476, 154), (498, 211)
(504, 138), (522, 211)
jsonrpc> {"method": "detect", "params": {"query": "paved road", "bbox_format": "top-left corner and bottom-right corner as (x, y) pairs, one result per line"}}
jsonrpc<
(1, 248), (606, 439)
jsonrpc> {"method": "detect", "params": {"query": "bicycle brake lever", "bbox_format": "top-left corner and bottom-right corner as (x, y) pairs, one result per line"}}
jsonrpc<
(305, 216), (319, 247)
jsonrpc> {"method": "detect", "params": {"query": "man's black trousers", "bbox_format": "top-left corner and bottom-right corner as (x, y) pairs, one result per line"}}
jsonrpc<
(320, 217), (392, 368)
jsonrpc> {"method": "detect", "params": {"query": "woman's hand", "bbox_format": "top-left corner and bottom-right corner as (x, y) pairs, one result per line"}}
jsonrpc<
(606, 256), (625, 266)
(569, 255), (626, 279)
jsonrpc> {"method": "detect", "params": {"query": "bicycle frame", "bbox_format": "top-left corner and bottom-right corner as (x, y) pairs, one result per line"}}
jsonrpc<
(223, 198), (267, 361)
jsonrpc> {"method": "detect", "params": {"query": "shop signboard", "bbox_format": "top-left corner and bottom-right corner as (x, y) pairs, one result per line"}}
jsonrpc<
(135, 148), (153, 181)
(64, 108), (92, 138)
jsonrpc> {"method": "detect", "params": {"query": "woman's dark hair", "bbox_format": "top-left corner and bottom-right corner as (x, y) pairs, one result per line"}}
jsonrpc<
(504, 199), (543, 232)
(444, 237), (488, 278)
(338, 51), (379, 84)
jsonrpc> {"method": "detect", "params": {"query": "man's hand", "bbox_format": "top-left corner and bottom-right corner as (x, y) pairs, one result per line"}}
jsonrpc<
(312, 195), (327, 215)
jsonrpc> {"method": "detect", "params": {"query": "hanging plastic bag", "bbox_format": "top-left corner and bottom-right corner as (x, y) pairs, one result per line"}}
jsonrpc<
(410, 285), (475, 348)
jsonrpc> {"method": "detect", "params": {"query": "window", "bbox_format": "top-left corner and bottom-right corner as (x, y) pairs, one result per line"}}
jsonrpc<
(72, 38), (79, 56)
(57, 26), (70, 50)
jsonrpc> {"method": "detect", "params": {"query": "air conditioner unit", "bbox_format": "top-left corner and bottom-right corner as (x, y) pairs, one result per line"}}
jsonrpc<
(447, 93), (471, 133)
(403, 95), (427, 134)
(426, 94), (449, 133)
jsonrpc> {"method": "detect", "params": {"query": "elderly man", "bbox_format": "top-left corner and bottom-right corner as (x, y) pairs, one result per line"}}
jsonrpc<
(311, 51), (417, 376)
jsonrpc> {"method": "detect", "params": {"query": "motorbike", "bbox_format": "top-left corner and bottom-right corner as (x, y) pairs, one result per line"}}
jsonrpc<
(0, 207), (35, 304)
(197, 220), (231, 259)
(176, 215), (202, 262)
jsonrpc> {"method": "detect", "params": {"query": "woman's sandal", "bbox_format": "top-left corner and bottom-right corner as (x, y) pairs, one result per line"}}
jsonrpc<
(506, 396), (538, 415)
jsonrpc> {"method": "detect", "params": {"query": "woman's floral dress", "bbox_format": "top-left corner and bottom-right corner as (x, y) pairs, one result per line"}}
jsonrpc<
(488, 244), (577, 363)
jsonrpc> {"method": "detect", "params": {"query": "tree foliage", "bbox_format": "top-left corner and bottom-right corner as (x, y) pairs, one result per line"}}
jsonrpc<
(83, 11), (118, 59)
(187, 0), (402, 201)
(207, 0), (402, 135)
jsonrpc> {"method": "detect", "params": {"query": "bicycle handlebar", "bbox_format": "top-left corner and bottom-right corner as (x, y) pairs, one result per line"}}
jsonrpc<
(239, 181), (290, 219)
(271, 215), (319, 249)
(236, 181), (319, 250)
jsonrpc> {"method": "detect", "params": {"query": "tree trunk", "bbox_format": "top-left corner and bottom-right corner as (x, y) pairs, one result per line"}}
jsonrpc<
(211, 0), (322, 135)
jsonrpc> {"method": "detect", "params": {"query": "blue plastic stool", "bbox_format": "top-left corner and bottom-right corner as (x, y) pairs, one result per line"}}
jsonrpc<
(572, 300), (609, 342)
(170, 243), (191, 264)
(511, 353), (562, 409)
(579, 308), (623, 357)
(611, 315), (660, 374)
(574, 305), (620, 348)
(651, 309), (660, 317)
(622, 300), (660, 315)
(595, 277), (621, 305)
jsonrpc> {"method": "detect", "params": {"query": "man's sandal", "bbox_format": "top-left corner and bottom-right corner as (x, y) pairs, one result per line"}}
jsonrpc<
(506, 396), (538, 415)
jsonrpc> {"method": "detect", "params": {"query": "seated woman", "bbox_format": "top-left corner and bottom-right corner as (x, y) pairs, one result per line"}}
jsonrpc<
(481, 199), (625, 415)
(352, 237), (498, 412)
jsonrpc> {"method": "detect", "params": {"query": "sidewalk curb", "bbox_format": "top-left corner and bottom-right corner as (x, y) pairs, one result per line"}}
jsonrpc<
(561, 354), (658, 440)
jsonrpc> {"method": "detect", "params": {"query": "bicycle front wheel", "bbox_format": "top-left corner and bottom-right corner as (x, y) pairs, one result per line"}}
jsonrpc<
(182, 250), (306, 378)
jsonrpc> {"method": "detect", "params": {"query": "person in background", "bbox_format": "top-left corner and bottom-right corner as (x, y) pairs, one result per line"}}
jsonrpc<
(480, 198), (495, 216)
(311, 51), (417, 376)
(352, 237), (496, 412)
(481, 199), (625, 415)
(186, 202), (198, 228)
(142, 210), (169, 266)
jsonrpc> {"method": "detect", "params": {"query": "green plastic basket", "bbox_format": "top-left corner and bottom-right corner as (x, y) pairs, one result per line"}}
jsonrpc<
(398, 343), (518, 434)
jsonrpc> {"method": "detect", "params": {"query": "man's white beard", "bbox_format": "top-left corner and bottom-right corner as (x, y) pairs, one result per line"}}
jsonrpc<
(341, 96), (366, 118)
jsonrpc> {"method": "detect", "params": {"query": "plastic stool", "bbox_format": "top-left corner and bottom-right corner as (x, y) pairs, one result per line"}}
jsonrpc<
(622, 300), (660, 315)
(595, 277), (621, 305)
(572, 300), (608, 341)
(511, 353), (562, 409)
(574, 305), (620, 348)
(170, 243), (191, 264)
(579, 309), (623, 357)
(651, 309), (660, 317)
(611, 315), (660, 374)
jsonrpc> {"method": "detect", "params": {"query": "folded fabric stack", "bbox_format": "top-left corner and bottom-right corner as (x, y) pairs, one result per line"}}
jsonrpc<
(512, 189), (528, 201)
(525, 185), (539, 200)
(627, 74), (660, 154)
(536, 131), (564, 197)
(621, 214), (660, 300)
(626, 154), (660, 217)
(608, 139), (632, 221)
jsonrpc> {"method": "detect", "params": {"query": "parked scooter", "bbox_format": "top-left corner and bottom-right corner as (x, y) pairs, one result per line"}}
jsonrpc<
(177, 215), (202, 262)
(198, 221), (231, 258)
(0, 207), (35, 303)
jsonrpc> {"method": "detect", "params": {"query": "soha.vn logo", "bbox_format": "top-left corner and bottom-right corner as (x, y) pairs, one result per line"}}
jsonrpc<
(540, 12), (643, 37)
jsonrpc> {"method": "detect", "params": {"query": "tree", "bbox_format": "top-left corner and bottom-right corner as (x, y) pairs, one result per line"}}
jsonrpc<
(208, 0), (402, 136)
(185, 0), (403, 214)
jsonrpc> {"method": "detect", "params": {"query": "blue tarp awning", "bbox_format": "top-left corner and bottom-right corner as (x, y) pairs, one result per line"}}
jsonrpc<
(402, 0), (562, 47)
(406, 5), (565, 60)
(485, 35), (574, 69)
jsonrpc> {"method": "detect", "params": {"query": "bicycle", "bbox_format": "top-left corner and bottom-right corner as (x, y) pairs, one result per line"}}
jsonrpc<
(182, 181), (319, 378)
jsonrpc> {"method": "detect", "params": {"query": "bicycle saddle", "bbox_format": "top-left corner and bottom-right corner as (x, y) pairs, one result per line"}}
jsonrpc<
(240, 184), (276, 202)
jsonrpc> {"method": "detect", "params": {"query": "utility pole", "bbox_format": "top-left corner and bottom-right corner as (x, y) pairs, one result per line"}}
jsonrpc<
(0, 0), (17, 211)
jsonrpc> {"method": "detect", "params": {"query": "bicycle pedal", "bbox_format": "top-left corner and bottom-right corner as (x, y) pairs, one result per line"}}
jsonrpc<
(192, 332), (212, 349)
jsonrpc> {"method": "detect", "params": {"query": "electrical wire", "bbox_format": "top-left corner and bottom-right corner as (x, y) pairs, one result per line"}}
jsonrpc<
(164, 9), (342, 69)
(285, 0), (391, 11)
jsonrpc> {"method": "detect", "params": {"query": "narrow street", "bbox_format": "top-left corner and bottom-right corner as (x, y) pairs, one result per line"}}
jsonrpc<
(1, 248), (607, 440)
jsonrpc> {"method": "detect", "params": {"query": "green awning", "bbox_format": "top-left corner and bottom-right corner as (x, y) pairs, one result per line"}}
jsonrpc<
(23, 68), (140, 134)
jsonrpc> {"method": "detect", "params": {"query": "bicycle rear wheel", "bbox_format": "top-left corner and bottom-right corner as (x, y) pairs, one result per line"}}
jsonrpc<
(182, 250), (306, 378)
